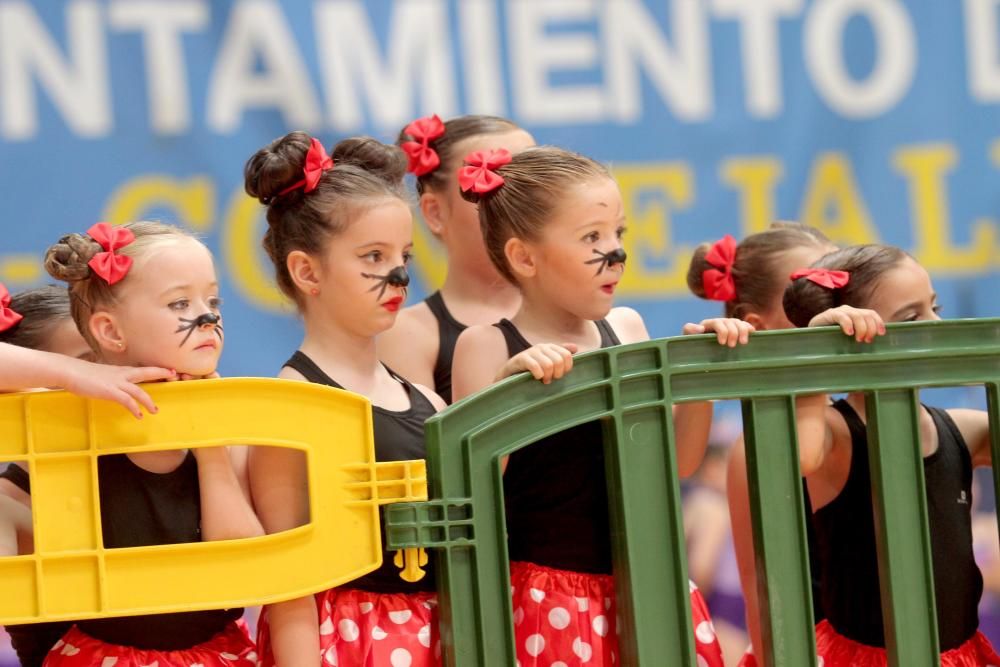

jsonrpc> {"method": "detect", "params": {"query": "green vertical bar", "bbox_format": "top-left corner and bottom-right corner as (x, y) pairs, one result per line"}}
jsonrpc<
(605, 405), (695, 666)
(985, 384), (1000, 544)
(742, 397), (817, 667)
(865, 390), (939, 667)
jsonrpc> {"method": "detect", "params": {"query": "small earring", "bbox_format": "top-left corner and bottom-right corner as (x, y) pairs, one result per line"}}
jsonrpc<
(116, 342), (124, 349)
(310, 288), (320, 296)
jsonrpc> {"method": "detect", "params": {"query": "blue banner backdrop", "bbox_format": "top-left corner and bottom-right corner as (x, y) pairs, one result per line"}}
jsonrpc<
(1, 0), (1000, 662)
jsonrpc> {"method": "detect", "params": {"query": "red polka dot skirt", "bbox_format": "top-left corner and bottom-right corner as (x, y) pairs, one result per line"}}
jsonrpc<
(41, 621), (257, 667)
(510, 561), (725, 666)
(257, 589), (439, 667)
(737, 621), (1000, 667)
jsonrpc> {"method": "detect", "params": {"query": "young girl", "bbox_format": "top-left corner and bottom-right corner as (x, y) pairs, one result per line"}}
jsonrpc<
(0, 285), (95, 666)
(686, 224), (838, 663)
(0, 282), (172, 419)
(244, 133), (447, 667)
(782, 244), (999, 665)
(37, 221), (262, 666)
(450, 146), (753, 667)
(379, 114), (535, 403)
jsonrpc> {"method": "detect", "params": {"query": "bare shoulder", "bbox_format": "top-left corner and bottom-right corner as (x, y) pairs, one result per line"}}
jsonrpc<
(278, 365), (307, 382)
(382, 302), (438, 349)
(452, 324), (511, 401)
(606, 306), (649, 344)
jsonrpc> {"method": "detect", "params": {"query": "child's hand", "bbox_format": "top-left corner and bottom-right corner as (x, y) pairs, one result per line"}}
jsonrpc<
(171, 371), (221, 381)
(682, 318), (754, 347)
(62, 360), (176, 419)
(808, 305), (886, 343)
(497, 343), (578, 384)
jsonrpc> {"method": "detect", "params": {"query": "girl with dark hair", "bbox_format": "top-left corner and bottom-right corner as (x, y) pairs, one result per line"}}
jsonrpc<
(245, 132), (447, 667)
(379, 115), (534, 403)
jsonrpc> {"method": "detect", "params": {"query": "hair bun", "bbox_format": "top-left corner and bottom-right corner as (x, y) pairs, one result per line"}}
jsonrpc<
(331, 137), (407, 187)
(44, 233), (101, 283)
(686, 242), (716, 300)
(244, 131), (314, 204)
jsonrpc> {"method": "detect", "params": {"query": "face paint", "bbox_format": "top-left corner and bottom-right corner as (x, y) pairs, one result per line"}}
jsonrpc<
(585, 247), (627, 276)
(175, 312), (223, 347)
(361, 265), (410, 301)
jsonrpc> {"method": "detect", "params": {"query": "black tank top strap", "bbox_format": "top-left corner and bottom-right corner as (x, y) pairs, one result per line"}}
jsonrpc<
(424, 292), (466, 404)
(0, 462), (30, 493)
(284, 350), (343, 389)
(494, 318), (621, 357)
(596, 319), (622, 347)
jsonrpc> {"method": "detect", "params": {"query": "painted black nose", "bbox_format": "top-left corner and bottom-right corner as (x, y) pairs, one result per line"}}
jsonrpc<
(606, 247), (627, 266)
(195, 313), (221, 328)
(387, 266), (410, 287)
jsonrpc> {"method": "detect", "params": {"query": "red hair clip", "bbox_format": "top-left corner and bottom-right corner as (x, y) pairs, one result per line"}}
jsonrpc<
(790, 268), (850, 289)
(87, 222), (135, 286)
(401, 115), (445, 176)
(458, 148), (512, 194)
(702, 234), (737, 302)
(278, 137), (334, 197)
(0, 283), (23, 332)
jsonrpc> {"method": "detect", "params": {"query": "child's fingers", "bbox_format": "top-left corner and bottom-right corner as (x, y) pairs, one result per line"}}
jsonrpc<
(538, 346), (568, 380)
(112, 388), (144, 420)
(562, 343), (579, 354)
(852, 314), (870, 342)
(122, 382), (157, 416)
(738, 322), (753, 345)
(831, 310), (855, 336)
(682, 322), (705, 336)
(521, 356), (545, 381)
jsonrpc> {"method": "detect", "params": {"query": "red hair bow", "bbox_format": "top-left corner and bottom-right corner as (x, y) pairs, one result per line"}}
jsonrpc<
(702, 234), (738, 302)
(278, 137), (334, 196)
(458, 149), (512, 194)
(87, 222), (135, 286)
(790, 268), (850, 289)
(401, 115), (445, 176)
(0, 283), (23, 332)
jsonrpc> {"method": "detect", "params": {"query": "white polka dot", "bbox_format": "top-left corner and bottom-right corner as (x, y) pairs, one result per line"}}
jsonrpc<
(371, 626), (388, 640)
(101, 659), (119, 667)
(389, 609), (413, 625)
(592, 615), (609, 637)
(221, 654), (239, 661)
(323, 646), (338, 666)
(324, 599), (332, 613)
(51, 640), (64, 652)
(390, 648), (412, 667)
(552, 663), (569, 667)
(190, 663), (205, 667)
(604, 597), (611, 610)
(529, 588), (546, 603)
(695, 620), (716, 644)
(138, 662), (157, 667)
(245, 652), (259, 666)
(574, 596), (589, 612)
(319, 618), (334, 635)
(338, 618), (360, 642)
(61, 644), (80, 657)
(548, 606), (571, 630)
(525, 634), (545, 657)
(513, 607), (525, 625)
(697, 657), (709, 667)
(689, 580), (698, 593)
(359, 602), (374, 614)
(418, 624), (431, 648)
(818, 658), (825, 667)
(573, 637), (593, 662)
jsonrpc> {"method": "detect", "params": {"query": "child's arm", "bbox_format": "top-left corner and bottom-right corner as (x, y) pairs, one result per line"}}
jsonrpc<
(0, 493), (32, 556)
(947, 409), (992, 468)
(195, 446), (264, 542)
(248, 440), (319, 667)
(674, 318), (755, 476)
(0, 343), (175, 418)
(726, 439), (766, 663)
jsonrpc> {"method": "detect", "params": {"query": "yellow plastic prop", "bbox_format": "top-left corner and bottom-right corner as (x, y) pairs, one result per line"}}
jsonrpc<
(0, 378), (427, 625)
